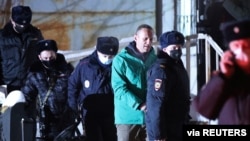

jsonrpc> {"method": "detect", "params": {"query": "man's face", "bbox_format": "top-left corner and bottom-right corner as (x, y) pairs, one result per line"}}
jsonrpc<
(134, 28), (154, 53)
(97, 51), (115, 65)
(229, 38), (250, 70)
(38, 50), (57, 61)
(163, 44), (183, 60)
(163, 44), (182, 55)
(38, 50), (57, 70)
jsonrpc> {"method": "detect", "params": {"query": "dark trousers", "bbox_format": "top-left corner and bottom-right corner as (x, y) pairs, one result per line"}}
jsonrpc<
(85, 115), (117, 141)
(166, 122), (184, 141)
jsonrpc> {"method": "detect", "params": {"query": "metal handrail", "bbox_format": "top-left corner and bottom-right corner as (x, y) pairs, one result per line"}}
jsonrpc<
(61, 33), (223, 85)
(58, 36), (136, 65)
(185, 33), (223, 83)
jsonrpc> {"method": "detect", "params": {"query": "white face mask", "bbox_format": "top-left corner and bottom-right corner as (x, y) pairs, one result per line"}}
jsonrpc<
(98, 55), (113, 65)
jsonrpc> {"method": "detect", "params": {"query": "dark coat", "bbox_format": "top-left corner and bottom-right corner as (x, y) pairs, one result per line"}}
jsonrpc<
(68, 51), (114, 118)
(146, 51), (190, 141)
(0, 22), (43, 87)
(21, 53), (73, 139)
(22, 53), (72, 116)
(193, 68), (250, 125)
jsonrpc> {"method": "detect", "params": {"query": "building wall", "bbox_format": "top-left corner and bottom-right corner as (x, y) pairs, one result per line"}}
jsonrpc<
(0, 0), (160, 50)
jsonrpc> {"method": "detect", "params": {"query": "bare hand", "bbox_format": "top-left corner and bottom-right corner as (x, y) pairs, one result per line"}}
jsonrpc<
(220, 50), (235, 78)
(139, 103), (147, 112)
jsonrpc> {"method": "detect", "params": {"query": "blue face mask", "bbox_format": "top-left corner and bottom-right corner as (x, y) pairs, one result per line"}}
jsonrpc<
(98, 56), (113, 65)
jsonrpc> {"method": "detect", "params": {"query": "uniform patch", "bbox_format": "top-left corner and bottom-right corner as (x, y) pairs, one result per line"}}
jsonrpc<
(84, 80), (90, 88)
(154, 79), (162, 91)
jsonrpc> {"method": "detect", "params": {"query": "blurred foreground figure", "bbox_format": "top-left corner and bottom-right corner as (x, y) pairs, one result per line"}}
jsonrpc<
(193, 19), (250, 124)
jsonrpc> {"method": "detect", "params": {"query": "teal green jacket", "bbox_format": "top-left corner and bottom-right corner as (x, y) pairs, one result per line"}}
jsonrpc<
(111, 43), (156, 124)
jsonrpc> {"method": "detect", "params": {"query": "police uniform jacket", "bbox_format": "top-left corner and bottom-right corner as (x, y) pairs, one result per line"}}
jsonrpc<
(21, 53), (72, 118)
(68, 50), (114, 118)
(146, 50), (190, 140)
(194, 67), (250, 124)
(0, 22), (43, 87)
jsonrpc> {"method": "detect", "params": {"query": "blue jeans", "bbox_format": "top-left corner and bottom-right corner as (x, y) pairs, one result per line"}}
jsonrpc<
(116, 124), (148, 141)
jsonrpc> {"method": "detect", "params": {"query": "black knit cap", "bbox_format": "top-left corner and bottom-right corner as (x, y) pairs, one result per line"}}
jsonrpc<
(11, 5), (32, 25)
(159, 31), (185, 48)
(37, 40), (58, 54)
(96, 36), (119, 55)
(220, 19), (250, 44)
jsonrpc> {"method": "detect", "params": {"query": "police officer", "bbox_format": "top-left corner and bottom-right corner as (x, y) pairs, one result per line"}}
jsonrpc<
(0, 5), (44, 94)
(68, 36), (119, 141)
(146, 31), (191, 141)
(21, 39), (74, 141)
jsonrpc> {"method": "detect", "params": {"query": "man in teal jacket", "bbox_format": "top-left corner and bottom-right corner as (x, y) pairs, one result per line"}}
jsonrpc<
(111, 24), (156, 141)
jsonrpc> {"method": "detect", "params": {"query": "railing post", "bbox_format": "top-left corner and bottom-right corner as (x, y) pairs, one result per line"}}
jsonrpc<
(185, 36), (191, 78)
(205, 34), (211, 83)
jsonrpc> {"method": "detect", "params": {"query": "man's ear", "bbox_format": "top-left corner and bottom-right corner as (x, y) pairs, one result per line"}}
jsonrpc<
(134, 34), (137, 41)
(38, 55), (42, 60)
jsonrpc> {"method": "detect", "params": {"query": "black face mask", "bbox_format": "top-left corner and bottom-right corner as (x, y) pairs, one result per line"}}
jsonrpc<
(13, 24), (27, 33)
(41, 60), (56, 70)
(169, 48), (182, 60)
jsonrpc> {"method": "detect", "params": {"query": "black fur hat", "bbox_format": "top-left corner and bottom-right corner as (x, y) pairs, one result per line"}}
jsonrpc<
(159, 31), (185, 48)
(37, 40), (58, 54)
(11, 5), (32, 25)
(220, 19), (250, 44)
(96, 36), (119, 55)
